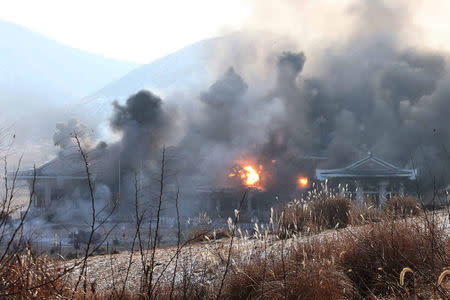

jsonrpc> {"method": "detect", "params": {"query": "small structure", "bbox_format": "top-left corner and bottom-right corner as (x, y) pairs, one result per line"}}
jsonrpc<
(10, 154), (89, 209)
(316, 153), (417, 206)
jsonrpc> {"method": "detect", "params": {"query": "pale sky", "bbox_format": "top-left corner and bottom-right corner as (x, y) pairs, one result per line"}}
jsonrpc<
(1, 1), (450, 64)
(0, 0), (250, 63)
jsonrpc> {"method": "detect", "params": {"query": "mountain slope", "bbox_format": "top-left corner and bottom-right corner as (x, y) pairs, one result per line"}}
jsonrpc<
(83, 31), (292, 116)
(0, 19), (139, 110)
(0, 19), (139, 166)
(83, 37), (220, 114)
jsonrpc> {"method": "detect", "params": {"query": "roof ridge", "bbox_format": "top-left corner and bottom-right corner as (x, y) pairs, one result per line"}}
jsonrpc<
(342, 153), (400, 171)
(316, 153), (417, 180)
(370, 155), (400, 170)
(345, 156), (371, 170)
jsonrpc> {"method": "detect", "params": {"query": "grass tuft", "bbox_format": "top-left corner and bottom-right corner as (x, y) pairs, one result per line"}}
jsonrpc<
(384, 195), (421, 218)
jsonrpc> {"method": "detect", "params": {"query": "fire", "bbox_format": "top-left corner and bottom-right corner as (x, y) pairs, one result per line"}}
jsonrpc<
(297, 176), (309, 189)
(228, 164), (261, 189)
(243, 166), (259, 186)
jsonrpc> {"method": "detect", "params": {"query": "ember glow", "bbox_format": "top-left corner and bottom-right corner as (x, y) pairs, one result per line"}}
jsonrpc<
(228, 163), (262, 189)
(297, 176), (309, 189)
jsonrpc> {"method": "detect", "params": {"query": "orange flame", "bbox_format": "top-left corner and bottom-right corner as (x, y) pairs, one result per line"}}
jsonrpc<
(242, 166), (260, 186)
(228, 164), (262, 189)
(297, 176), (309, 189)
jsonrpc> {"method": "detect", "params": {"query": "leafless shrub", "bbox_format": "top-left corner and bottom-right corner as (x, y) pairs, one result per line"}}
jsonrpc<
(339, 219), (450, 298)
(223, 238), (357, 299)
(384, 195), (421, 218)
(71, 132), (118, 298)
(349, 201), (384, 224)
(0, 247), (72, 298)
(188, 227), (231, 244)
(216, 192), (247, 299)
(186, 212), (214, 244)
(277, 199), (313, 238)
(311, 196), (351, 230)
(0, 153), (77, 298)
(278, 195), (352, 238)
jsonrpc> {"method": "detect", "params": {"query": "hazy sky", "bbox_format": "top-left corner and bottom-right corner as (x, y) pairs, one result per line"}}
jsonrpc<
(1, 1), (450, 64)
(0, 0), (249, 63)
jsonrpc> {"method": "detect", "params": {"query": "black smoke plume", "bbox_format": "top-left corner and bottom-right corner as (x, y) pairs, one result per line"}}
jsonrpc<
(48, 1), (450, 216)
(110, 90), (175, 170)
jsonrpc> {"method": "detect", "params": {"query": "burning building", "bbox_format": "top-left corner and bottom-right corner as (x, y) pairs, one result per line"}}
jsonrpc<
(10, 146), (115, 222)
(13, 159), (88, 209)
(316, 152), (417, 206)
(8, 38), (449, 222)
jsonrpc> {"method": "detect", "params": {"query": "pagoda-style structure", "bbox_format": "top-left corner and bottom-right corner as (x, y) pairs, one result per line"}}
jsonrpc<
(316, 153), (417, 206)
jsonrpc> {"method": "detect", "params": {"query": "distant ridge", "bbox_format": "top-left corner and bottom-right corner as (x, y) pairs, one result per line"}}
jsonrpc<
(0, 19), (139, 109)
(83, 37), (220, 114)
(81, 30), (289, 115)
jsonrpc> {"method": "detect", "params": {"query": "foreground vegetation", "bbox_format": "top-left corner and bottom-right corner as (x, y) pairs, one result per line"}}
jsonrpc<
(0, 142), (448, 299)
(1, 190), (449, 299)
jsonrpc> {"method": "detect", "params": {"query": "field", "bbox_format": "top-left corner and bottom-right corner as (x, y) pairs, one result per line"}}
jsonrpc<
(1, 192), (449, 299)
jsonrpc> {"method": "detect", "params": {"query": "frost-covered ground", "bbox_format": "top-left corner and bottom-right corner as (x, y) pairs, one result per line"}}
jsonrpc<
(64, 225), (334, 292)
(64, 210), (449, 293)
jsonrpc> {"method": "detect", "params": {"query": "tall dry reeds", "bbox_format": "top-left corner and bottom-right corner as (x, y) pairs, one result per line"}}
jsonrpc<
(384, 195), (421, 218)
(277, 193), (353, 238)
(0, 133), (448, 299)
(223, 239), (357, 299)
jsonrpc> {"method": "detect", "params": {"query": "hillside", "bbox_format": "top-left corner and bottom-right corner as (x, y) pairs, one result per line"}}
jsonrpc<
(0, 19), (139, 111)
(0, 19), (139, 165)
(82, 37), (219, 115)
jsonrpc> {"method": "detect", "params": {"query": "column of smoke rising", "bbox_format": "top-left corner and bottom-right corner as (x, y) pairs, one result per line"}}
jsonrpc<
(54, 45), (449, 201)
(53, 0), (449, 207)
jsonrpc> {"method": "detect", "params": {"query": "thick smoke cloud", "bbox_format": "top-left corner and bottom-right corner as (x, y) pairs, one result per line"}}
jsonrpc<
(178, 26), (449, 193)
(174, 68), (252, 188)
(42, 91), (181, 218)
(53, 119), (92, 154)
(198, 67), (248, 143)
(110, 90), (176, 170)
(44, 0), (450, 218)
(95, 35), (449, 196)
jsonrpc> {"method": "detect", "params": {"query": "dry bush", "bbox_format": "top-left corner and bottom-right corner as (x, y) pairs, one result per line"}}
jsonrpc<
(188, 227), (231, 243)
(278, 196), (352, 238)
(311, 196), (352, 230)
(339, 219), (450, 298)
(349, 202), (384, 225)
(0, 248), (71, 298)
(210, 228), (231, 240)
(223, 256), (266, 299)
(227, 215), (449, 299)
(224, 239), (357, 299)
(187, 225), (213, 243)
(384, 195), (421, 218)
(278, 200), (313, 237)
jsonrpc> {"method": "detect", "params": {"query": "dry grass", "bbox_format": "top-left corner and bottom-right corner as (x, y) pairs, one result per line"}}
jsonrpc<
(223, 238), (357, 299)
(339, 218), (450, 298)
(0, 247), (71, 299)
(278, 200), (313, 237)
(188, 227), (231, 244)
(278, 195), (352, 238)
(223, 213), (450, 299)
(349, 201), (384, 224)
(311, 196), (352, 230)
(384, 195), (421, 218)
(1, 215), (448, 299)
(1, 191), (448, 299)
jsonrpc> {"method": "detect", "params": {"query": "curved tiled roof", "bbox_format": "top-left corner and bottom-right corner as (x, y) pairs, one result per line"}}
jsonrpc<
(316, 153), (417, 180)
